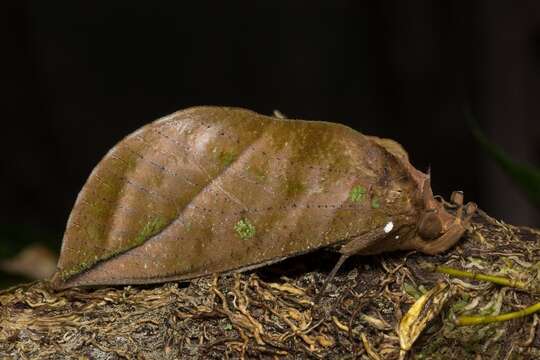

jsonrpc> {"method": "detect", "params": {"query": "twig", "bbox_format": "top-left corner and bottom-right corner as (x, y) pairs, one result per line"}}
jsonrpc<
(456, 302), (540, 326)
(434, 265), (527, 289)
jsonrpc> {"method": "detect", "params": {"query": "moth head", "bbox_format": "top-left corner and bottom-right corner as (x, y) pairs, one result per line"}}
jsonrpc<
(418, 208), (444, 240)
(416, 175), (477, 250)
(417, 176), (459, 241)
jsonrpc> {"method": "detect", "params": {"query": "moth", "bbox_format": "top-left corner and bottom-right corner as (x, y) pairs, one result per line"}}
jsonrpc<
(51, 106), (476, 289)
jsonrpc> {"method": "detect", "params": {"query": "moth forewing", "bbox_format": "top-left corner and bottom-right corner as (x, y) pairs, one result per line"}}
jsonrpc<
(53, 106), (473, 289)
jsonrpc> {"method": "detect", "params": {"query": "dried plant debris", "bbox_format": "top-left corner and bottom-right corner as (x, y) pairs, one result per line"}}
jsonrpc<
(1, 210), (540, 359)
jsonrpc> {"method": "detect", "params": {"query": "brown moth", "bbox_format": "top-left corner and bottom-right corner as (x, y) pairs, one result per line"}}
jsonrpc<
(51, 106), (476, 289)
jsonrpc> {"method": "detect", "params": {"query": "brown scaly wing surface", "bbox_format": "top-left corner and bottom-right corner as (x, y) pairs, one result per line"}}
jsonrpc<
(52, 107), (420, 288)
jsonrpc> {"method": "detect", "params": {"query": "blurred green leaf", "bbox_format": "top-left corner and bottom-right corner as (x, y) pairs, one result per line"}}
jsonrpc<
(466, 110), (540, 208)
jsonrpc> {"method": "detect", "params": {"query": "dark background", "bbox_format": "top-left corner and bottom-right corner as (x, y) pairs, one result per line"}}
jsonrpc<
(2, 1), (540, 259)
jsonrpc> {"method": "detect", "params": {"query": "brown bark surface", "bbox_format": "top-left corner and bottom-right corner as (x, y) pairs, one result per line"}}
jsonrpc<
(1, 209), (539, 359)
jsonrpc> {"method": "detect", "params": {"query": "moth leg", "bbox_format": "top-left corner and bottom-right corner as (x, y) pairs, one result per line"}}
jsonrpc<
(315, 227), (387, 302)
(418, 223), (466, 255)
(420, 201), (477, 255)
(314, 254), (349, 303)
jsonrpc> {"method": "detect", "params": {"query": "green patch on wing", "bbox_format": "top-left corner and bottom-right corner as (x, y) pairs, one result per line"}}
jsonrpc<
(349, 185), (366, 202)
(248, 165), (267, 182)
(234, 218), (256, 240)
(134, 216), (169, 246)
(61, 216), (170, 281)
(217, 150), (236, 167)
(371, 197), (380, 209)
(286, 180), (305, 197)
(60, 260), (92, 280)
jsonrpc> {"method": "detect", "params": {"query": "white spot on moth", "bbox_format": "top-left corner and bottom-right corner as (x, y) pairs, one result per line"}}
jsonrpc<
(395, 235), (400, 239)
(384, 221), (394, 233)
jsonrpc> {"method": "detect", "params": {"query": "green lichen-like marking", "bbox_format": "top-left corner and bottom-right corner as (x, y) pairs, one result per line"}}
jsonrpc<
(234, 218), (256, 240)
(134, 216), (168, 246)
(60, 260), (92, 280)
(217, 150), (236, 167)
(286, 180), (305, 197)
(248, 165), (267, 182)
(371, 197), (381, 209)
(61, 216), (171, 281)
(349, 185), (366, 202)
(67, 217), (167, 276)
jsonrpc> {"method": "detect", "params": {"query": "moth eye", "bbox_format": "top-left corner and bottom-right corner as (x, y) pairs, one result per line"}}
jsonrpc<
(418, 209), (443, 240)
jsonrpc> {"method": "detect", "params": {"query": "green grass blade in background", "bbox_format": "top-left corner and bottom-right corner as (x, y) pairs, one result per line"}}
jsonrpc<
(466, 111), (540, 209)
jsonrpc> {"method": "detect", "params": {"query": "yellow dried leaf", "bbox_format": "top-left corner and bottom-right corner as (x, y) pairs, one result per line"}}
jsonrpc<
(332, 316), (349, 332)
(361, 333), (382, 360)
(317, 334), (335, 347)
(399, 282), (452, 351)
(268, 283), (306, 296)
(361, 314), (392, 331)
(286, 308), (303, 321)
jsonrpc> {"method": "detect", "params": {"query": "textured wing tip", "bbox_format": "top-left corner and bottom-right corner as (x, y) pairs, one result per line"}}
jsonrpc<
(50, 267), (90, 290)
(50, 270), (69, 290)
